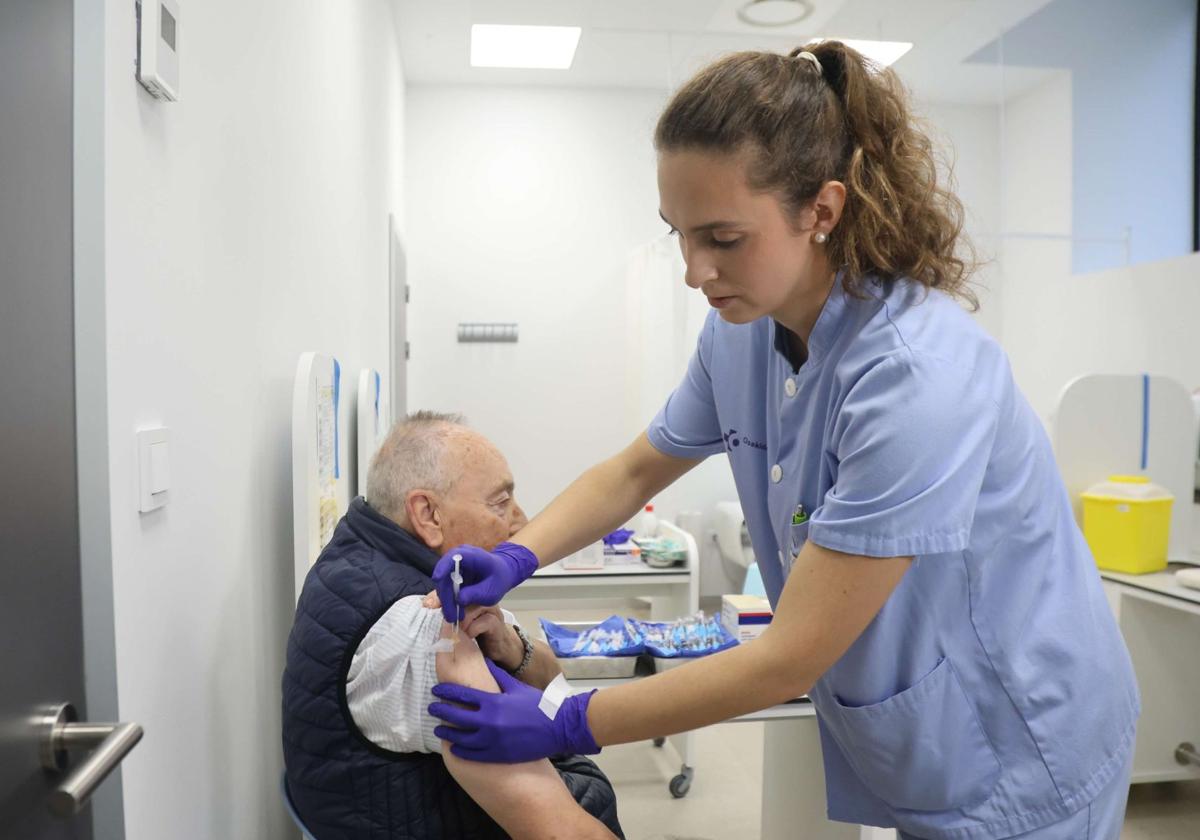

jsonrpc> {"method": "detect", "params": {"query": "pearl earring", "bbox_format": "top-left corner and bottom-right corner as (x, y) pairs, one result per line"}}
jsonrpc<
(813, 232), (828, 244)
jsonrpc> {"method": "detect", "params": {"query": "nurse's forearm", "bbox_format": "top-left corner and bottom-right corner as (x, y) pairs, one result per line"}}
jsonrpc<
(584, 634), (808, 746)
(512, 433), (700, 566)
(585, 542), (913, 746)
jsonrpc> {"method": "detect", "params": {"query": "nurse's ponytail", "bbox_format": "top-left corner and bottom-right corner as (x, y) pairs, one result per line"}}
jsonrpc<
(655, 41), (976, 307)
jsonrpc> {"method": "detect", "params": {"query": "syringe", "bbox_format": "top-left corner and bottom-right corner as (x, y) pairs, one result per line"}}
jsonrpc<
(451, 553), (464, 644)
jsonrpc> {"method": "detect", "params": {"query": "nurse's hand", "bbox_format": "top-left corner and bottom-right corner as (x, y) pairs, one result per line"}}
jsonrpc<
(430, 660), (600, 763)
(432, 543), (539, 623)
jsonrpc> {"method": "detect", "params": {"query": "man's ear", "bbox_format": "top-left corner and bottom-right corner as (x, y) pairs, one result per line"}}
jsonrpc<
(405, 490), (444, 551)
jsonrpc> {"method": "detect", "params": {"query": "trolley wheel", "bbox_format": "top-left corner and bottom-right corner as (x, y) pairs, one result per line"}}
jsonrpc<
(668, 766), (694, 799)
(652, 737), (666, 748)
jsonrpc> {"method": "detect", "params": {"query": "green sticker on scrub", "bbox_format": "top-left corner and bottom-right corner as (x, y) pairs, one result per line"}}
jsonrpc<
(791, 504), (809, 525)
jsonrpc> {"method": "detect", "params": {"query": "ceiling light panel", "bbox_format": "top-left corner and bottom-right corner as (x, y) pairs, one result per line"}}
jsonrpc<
(470, 24), (582, 69)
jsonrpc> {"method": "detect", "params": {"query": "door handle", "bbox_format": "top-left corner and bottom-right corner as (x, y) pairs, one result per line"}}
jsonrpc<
(39, 702), (144, 816)
(1177, 741), (1200, 768)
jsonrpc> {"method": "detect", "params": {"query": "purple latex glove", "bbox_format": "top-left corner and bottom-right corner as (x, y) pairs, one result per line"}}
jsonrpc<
(602, 528), (635, 546)
(429, 660), (600, 763)
(432, 542), (538, 623)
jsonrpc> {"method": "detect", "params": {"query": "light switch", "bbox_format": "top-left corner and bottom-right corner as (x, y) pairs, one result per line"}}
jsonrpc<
(137, 427), (171, 512)
(149, 441), (170, 494)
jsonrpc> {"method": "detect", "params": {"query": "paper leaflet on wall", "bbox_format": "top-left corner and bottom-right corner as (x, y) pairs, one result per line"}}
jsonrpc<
(316, 383), (337, 548)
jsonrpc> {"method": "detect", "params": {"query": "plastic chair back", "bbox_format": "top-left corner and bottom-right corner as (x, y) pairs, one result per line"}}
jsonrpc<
(280, 772), (319, 840)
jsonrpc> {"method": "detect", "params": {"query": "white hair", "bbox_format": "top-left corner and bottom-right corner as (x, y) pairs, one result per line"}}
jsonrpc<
(366, 410), (466, 524)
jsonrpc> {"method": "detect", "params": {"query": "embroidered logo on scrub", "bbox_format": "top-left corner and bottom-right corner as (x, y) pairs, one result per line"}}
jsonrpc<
(722, 429), (741, 451)
(791, 504), (809, 525)
(723, 428), (767, 453)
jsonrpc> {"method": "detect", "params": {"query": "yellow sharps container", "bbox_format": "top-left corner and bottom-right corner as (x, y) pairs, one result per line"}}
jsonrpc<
(1081, 475), (1173, 574)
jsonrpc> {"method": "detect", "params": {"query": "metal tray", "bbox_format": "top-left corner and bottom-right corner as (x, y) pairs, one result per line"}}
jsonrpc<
(539, 621), (640, 680)
(652, 656), (690, 672)
(652, 649), (737, 672)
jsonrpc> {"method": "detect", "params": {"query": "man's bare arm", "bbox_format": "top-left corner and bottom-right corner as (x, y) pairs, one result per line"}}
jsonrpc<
(434, 625), (616, 840)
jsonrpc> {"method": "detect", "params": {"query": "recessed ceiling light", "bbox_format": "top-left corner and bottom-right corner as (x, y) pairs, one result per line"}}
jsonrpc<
(737, 0), (814, 28)
(832, 39), (914, 67)
(470, 24), (582, 70)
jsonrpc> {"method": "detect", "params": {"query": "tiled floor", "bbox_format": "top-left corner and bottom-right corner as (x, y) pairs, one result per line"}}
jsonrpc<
(594, 722), (766, 840)
(1122, 779), (1200, 840)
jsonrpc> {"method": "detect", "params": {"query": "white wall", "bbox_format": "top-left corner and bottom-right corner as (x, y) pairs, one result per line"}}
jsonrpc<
(918, 101), (1003, 341)
(996, 70), (1076, 420)
(405, 85), (672, 515)
(996, 69), (1200, 418)
(1013, 248), (1200, 410)
(97, 1), (405, 837)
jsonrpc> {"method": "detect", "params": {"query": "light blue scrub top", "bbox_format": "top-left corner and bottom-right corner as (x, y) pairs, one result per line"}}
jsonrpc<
(647, 275), (1140, 839)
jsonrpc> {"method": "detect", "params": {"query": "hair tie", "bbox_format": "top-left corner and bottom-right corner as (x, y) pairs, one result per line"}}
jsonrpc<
(796, 51), (823, 75)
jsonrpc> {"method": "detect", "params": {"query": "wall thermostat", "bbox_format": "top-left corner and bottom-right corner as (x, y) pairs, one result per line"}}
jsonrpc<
(136, 0), (180, 101)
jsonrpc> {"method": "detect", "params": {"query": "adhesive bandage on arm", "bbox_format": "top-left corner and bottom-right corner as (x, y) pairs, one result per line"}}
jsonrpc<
(538, 673), (572, 719)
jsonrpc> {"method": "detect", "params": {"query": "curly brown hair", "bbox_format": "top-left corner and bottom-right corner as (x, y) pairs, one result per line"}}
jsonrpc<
(654, 40), (977, 308)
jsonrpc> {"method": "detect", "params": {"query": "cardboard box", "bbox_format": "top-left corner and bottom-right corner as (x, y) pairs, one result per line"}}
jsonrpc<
(721, 594), (773, 643)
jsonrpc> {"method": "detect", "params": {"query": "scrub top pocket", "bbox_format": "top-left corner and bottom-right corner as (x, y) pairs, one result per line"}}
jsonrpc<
(786, 520), (810, 574)
(825, 657), (1000, 812)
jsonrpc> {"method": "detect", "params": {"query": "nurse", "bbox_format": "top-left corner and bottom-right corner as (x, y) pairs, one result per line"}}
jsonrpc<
(429, 41), (1140, 839)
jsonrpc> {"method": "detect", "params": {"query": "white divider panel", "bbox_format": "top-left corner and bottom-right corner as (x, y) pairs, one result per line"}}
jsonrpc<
(356, 368), (389, 498)
(292, 352), (346, 602)
(1053, 373), (1196, 561)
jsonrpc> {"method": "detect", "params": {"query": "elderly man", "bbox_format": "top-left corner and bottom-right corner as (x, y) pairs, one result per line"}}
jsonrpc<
(282, 412), (622, 839)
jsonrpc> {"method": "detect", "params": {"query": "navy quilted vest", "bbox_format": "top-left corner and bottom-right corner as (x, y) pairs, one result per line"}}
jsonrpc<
(282, 497), (622, 839)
